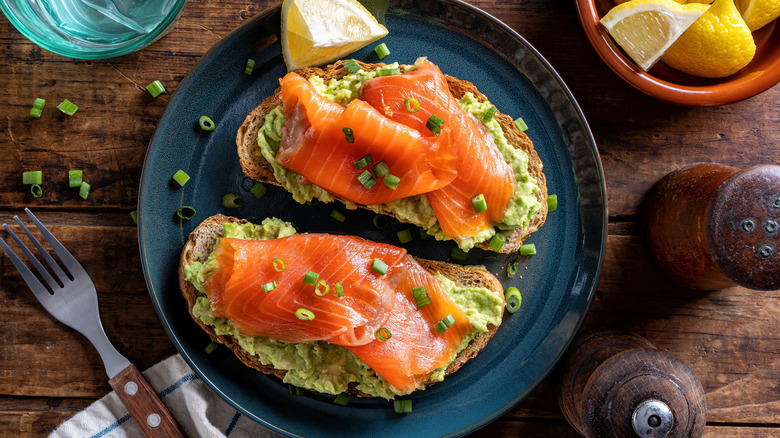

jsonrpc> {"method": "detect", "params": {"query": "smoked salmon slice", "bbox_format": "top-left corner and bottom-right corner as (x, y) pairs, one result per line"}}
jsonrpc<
(276, 73), (458, 205)
(359, 59), (516, 239)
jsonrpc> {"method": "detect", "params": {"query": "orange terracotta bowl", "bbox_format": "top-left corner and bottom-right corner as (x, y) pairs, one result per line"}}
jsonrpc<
(575, 0), (780, 106)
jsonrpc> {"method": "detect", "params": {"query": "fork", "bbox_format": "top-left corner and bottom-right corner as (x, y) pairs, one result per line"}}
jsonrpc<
(0, 209), (185, 437)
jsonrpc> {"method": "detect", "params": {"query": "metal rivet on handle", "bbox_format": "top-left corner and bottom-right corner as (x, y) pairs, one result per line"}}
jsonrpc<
(759, 246), (773, 258)
(124, 381), (138, 396)
(765, 220), (777, 233)
(742, 219), (755, 232)
(147, 413), (161, 428)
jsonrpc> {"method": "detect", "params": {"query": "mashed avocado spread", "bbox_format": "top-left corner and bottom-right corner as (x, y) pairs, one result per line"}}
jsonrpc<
(256, 60), (543, 251)
(184, 218), (503, 399)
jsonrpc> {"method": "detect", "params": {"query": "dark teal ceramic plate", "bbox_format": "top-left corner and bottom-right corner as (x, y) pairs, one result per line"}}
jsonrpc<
(138, 1), (606, 436)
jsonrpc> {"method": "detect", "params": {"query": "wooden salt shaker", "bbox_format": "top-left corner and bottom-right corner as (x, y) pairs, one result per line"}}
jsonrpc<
(642, 163), (780, 290)
(554, 332), (706, 438)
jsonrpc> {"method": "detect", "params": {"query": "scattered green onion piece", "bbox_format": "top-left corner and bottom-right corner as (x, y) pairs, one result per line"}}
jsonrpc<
(250, 182), (267, 199)
(130, 210), (138, 224)
(343, 59), (361, 73)
(450, 246), (468, 263)
(172, 169), (190, 186)
(472, 193), (487, 213)
(403, 97), (420, 113)
(334, 393), (352, 406)
(222, 193), (242, 208)
(288, 384), (304, 395)
(354, 153), (372, 169)
(176, 206), (196, 220)
(547, 194), (558, 212)
(342, 127), (354, 143)
(244, 58), (255, 75)
(68, 169), (83, 188)
(145, 80), (166, 98)
(30, 184), (43, 198)
(418, 228), (431, 240)
(397, 229), (413, 244)
(394, 399), (412, 414)
(303, 270), (319, 285)
(30, 98), (45, 118)
(371, 258), (388, 275)
(376, 327), (392, 341)
(335, 282), (344, 297)
(377, 67), (400, 76)
(57, 99), (78, 116)
(372, 214), (389, 230)
(295, 308), (315, 321)
(23, 171), (42, 185)
(30, 107), (42, 118)
(505, 287), (522, 314)
(262, 281), (277, 293)
(507, 260), (519, 278)
(330, 209), (346, 222)
(273, 258), (286, 273)
(315, 280), (330, 296)
(412, 285), (431, 309)
(78, 181), (91, 200)
(514, 117), (529, 132)
(199, 115), (215, 131)
(520, 243), (536, 256)
(489, 233), (506, 252)
(426, 114), (444, 136)
(383, 173), (400, 190)
(374, 43), (390, 59)
(205, 342), (218, 354)
(357, 170), (377, 189)
(371, 161), (389, 178)
(434, 314), (455, 335)
(482, 106), (497, 123)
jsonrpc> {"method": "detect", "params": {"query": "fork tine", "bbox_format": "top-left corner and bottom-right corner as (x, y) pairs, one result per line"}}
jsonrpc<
(4, 223), (64, 292)
(12, 217), (71, 286)
(23, 208), (84, 275)
(0, 229), (55, 303)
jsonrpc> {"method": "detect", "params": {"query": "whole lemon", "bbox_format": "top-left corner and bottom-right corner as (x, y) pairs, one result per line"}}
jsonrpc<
(662, 0), (756, 78)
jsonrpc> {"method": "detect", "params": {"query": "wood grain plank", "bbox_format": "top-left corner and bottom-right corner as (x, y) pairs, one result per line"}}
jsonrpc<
(472, 420), (780, 437)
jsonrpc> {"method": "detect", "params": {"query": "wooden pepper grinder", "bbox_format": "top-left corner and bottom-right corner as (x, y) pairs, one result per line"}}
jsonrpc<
(554, 332), (706, 438)
(642, 163), (780, 290)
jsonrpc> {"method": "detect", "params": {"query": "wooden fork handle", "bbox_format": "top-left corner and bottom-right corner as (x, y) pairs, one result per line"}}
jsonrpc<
(109, 364), (187, 437)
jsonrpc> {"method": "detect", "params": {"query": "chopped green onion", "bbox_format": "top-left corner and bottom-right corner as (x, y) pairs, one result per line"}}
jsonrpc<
(250, 182), (267, 199)
(547, 194), (558, 212)
(358, 170), (377, 189)
(262, 281), (277, 293)
(514, 117), (528, 132)
(295, 308), (315, 321)
(335, 282), (344, 297)
(315, 280), (330, 296)
(354, 154), (373, 170)
(450, 246), (468, 263)
(374, 43), (390, 59)
(57, 99), (78, 116)
(377, 67), (400, 76)
(383, 173), (400, 190)
(78, 181), (91, 200)
(30, 184), (43, 198)
(418, 228), (431, 240)
(145, 80), (166, 98)
(172, 169), (190, 186)
(68, 169), (83, 188)
(372, 214), (389, 230)
(343, 59), (361, 73)
(205, 342), (218, 354)
(472, 193), (487, 213)
(505, 287), (522, 314)
(23, 171), (42, 185)
(303, 270), (319, 285)
(371, 161), (389, 178)
(222, 193), (242, 208)
(434, 314), (455, 335)
(371, 258), (388, 275)
(176, 206), (196, 220)
(426, 114), (444, 136)
(520, 243), (536, 256)
(507, 260), (519, 278)
(482, 106), (497, 123)
(403, 97), (420, 113)
(342, 127), (354, 143)
(397, 229), (413, 244)
(288, 384), (304, 395)
(244, 58), (255, 75)
(490, 233), (506, 252)
(273, 258), (286, 272)
(412, 285), (431, 309)
(334, 393), (352, 406)
(376, 327), (392, 341)
(394, 399), (412, 414)
(199, 115), (215, 131)
(30, 98), (45, 118)
(330, 209), (346, 222)
(130, 210), (138, 224)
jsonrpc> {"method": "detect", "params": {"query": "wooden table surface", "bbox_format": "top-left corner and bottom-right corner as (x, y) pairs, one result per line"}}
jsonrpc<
(1, 0), (778, 436)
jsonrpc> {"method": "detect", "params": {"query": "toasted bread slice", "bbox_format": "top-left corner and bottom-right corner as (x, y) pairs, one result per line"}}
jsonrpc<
(236, 60), (547, 253)
(178, 214), (505, 397)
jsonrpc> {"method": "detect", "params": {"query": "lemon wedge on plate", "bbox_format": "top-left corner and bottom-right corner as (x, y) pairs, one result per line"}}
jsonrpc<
(735, 0), (780, 31)
(281, 0), (389, 71)
(600, 0), (710, 71)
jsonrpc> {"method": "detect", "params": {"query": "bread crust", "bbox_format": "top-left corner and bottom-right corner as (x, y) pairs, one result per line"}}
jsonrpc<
(236, 60), (547, 253)
(179, 214), (505, 398)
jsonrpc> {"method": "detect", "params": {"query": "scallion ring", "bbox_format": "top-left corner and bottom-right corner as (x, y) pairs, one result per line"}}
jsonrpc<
(262, 281), (277, 293)
(434, 314), (455, 335)
(23, 171), (42, 185)
(145, 80), (166, 98)
(244, 58), (255, 75)
(412, 285), (431, 309)
(374, 43), (390, 59)
(371, 258), (388, 275)
(505, 287), (522, 314)
(303, 270), (319, 285)
(78, 181), (91, 200)
(371, 161), (389, 178)
(334, 393), (352, 406)
(376, 327), (392, 341)
(172, 169), (190, 187)
(272, 258), (286, 272)
(489, 233), (506, 252)
(222, 193), (242, 208)
(472, 193), (487, 213)
(199, 115), (215, 131)
(176, 206), (196, 220)
(403, 97), (420, 113)
(30, 184), (43, 198)
(68, 169), (83, 188)
(382, 173), (400, 190)
(372, 214), (389, 229)
(426, 114), (444, 136)
(295, 308), (315, 321)
(342, 127), (354, 143)
(315, 280), (330, 296)
(335, 282), (344, 297)
(397, 229), (412, 244)
(393, 399), (412, 414)
(520, 243), (536, 256)
(343, 59), (361, 74)
(482, 106), (497, 123)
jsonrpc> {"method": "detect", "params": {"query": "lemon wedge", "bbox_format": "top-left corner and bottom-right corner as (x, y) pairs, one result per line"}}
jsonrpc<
(281, 0), (389, 71)
(600, 0), (710, 71)
(735, 0), (780, 31)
